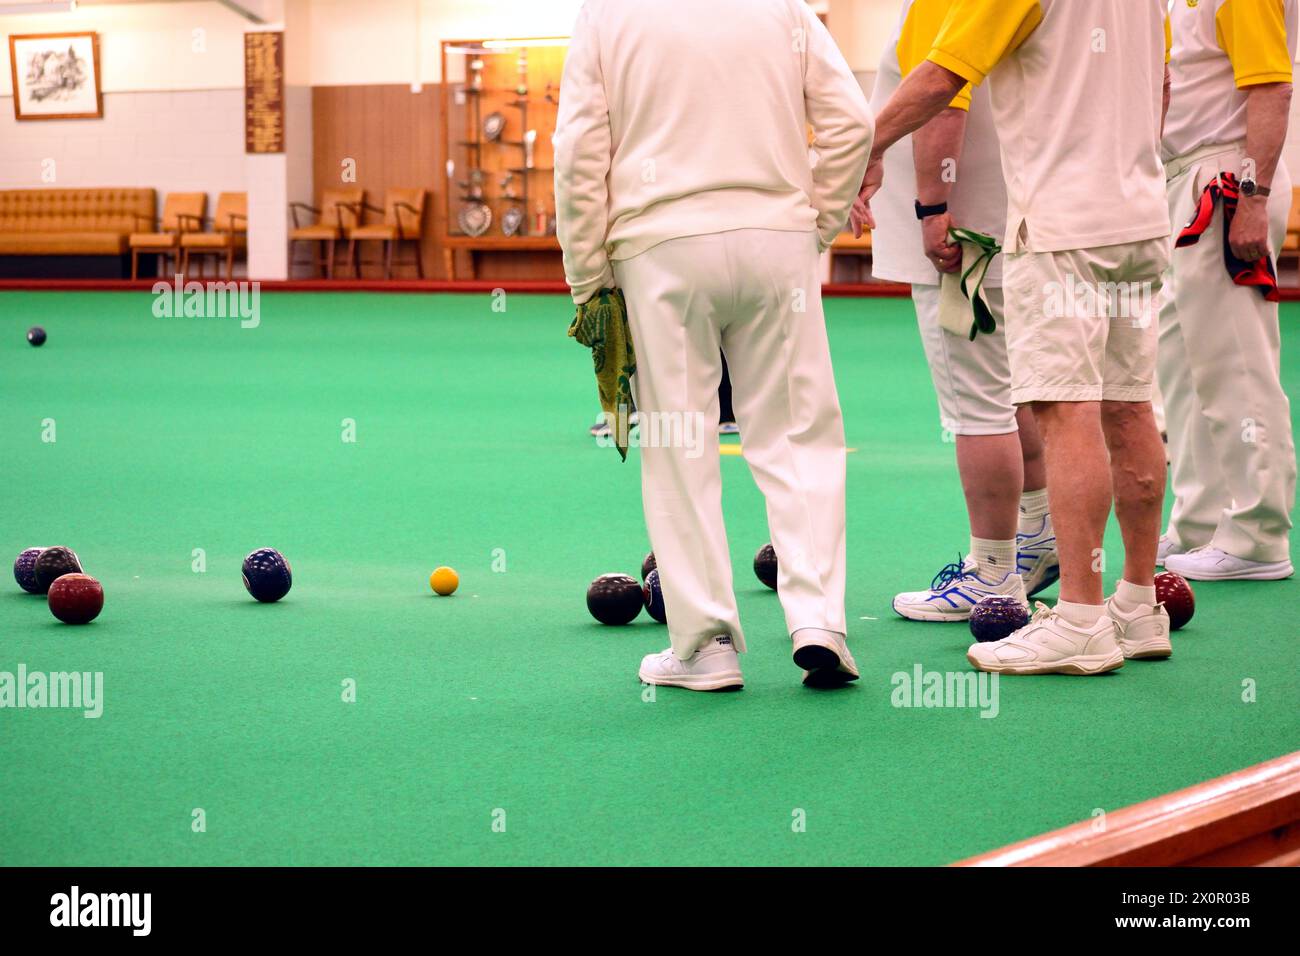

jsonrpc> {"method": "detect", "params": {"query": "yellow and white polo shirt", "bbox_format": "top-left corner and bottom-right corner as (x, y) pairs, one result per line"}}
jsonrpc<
(870, 0), (1008, 286)
(927, 0), (1171, 254)
(1163, 0), (1298, 162)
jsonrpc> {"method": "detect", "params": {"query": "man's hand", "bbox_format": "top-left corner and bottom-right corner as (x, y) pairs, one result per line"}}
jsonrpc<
(850, 156), (885, 238)
(1230, 194), (1270, 262)
(849, 195), (874, 237)
(922, 212), (961, 273)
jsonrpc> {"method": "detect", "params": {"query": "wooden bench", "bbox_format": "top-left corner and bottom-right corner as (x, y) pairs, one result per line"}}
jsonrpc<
(1278, 186), (1300, 284)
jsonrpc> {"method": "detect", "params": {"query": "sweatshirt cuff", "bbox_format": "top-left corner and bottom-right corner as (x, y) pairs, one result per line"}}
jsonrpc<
(569, 260), (617, 305)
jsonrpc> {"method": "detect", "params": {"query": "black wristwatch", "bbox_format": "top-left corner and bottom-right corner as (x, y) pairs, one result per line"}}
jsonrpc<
(915, 200), (949, 220)
(1241, 179), (1271, 198)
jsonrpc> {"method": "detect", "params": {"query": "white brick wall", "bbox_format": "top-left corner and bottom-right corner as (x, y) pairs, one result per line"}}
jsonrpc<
(0, 88), (249, 218)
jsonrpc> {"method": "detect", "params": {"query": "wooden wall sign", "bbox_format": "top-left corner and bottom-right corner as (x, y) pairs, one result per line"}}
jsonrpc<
(244, 31), (285, 154)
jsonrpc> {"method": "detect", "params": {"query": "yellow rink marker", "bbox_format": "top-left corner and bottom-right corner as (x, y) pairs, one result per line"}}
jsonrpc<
(720, 445), (857, 456)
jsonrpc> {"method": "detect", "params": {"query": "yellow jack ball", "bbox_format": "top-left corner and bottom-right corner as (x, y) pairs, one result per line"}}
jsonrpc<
(430, 566), (459, 596)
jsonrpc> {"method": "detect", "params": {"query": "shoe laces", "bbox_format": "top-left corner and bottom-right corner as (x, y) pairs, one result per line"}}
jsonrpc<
(1028, 601), (1056, 625)
(930, 554), (972, 591)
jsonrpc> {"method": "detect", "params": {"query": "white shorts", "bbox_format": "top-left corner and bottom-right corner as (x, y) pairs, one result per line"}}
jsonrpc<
(1002, 238), (1168, 404)
(912, 283), (1016, 436)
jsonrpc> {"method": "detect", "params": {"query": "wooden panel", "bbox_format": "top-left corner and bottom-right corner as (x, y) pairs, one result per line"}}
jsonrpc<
(957, 751), (1300, 867)
(245, 32), (284, 154)
(311, 83), (562, 281)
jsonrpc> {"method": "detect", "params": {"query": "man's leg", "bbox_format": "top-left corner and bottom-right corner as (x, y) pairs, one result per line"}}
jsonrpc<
(717, 353), (737, 429)
(1158, 289), (1224, 554)
(1100, 400), (1166, 587)
(893, 284), (1033, 621)
(1028, 400), (1111, 605)
(719, 229), (856, 685)
(1017, 405), (1047, 494)
(1096, 238), (1174, 659)
(955, 435), (1022, 540)
(1158, 165), (1230, 558)
(1164, 159), (1296, 578)
(1014, 403), (1059, 595)
(967, 245), (1126, 675)
(614, 236), (746, 685)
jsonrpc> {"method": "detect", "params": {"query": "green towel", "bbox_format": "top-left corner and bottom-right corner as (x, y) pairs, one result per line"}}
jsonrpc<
(947, 226), (1001, 341)
(568, 287), (637, 460)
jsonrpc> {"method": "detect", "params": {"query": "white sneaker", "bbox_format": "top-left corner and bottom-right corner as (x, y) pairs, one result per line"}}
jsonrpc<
(1163, 546), (1294, 581)
(1106, 595), (1172, 659)
(589, 411), (640, 439)
(966, 603), (1125, 676)
(893, 555), (1028, 622)
(791, 629), (859, 688)
(638, 636), (743, 691)
(1017, 515), (1060, 597)
(1156, 534), (1187, 568)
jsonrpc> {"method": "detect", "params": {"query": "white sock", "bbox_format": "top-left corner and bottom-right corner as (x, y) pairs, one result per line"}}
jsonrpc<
(970, 536), (1017, 581)
(1056, 600), (1106, 627)
(1019, 488), (1050, 534)
(1114, 579), (1157, 611)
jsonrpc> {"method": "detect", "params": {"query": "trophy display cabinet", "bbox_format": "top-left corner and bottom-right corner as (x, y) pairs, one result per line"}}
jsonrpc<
(439, 37), (568, 280)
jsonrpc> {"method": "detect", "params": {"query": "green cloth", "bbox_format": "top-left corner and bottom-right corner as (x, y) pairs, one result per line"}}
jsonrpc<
(948, 226), (1001, 341)
(567, 287), (637, 460)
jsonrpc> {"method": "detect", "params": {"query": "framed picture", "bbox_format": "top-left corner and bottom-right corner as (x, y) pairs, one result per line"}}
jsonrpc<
(8, 32), (103, 121)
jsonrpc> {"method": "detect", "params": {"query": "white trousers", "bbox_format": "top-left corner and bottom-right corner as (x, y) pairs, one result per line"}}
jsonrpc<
(613, 229), (847, 659)
(1158, 143), (1296, 562)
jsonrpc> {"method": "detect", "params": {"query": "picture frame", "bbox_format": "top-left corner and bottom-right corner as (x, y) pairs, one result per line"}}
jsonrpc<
(8, 31), (104, 121)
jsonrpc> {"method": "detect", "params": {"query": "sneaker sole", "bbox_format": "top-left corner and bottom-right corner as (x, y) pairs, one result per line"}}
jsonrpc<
(1166, 562), (1294, 582)
(965, 649), (1125, 676)
(892, 598), (972, 623)
(637, 669), (744, 692)
(792, 644), (859, 688)
(1119, 639), (1173, 660)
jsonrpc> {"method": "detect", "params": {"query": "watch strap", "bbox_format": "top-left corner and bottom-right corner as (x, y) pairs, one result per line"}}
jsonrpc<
(914, 199), (949, 220)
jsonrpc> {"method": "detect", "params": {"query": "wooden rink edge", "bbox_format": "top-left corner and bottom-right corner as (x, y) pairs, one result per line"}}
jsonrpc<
(956, 750), (1300, 867)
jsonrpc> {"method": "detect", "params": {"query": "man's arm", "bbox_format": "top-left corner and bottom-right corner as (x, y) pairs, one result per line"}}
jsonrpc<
(1217, 0), (1295, 261)
(553, 4), (614, 305)
(870, 62), (968, 184)
(1234, 81), (1292, 261)
(801, 5), (875, 250)
(850, 62), (966, 235)
(850, 0), (1042, 235)
(913, 106), (967, 273)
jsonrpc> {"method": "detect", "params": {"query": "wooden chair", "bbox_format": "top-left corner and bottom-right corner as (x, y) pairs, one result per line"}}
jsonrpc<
(288, 188), (365, 278)
(128, 192), (206, 280)
(1277, 187), (1300, 284)
(179, 192), (248, 280)
(345, 188), (426, 279)
(829, 230), (873, 283)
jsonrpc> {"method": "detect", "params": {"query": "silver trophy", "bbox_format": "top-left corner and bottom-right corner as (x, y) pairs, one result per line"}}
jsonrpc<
(523, 129), (538, 170)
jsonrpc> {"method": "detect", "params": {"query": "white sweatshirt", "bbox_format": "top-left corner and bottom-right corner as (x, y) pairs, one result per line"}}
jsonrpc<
(554, 0), (874, 303)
